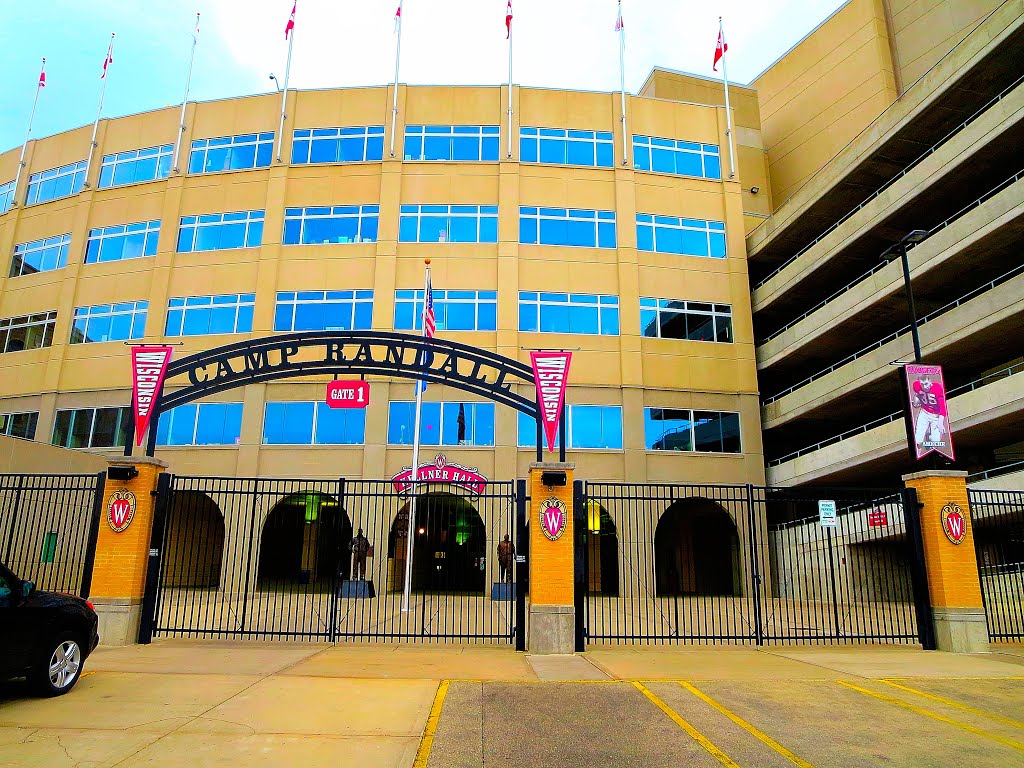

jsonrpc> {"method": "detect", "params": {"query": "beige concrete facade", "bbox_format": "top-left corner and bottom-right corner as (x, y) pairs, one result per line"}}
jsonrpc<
(0, 82), (764, 489)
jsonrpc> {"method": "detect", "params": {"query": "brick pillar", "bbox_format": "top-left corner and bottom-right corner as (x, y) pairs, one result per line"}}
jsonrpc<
(903, 470), (988, 652)
(89, 456), (167, 646)
(528, 462), (575, 654)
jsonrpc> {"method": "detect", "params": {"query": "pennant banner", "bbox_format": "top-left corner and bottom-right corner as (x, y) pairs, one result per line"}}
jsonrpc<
(530, 351), (572, 453)
(902, 363), (955, 462)
(131, 346), (174, 446)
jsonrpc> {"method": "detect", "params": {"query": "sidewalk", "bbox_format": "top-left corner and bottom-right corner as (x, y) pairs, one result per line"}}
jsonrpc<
(1, 640), (1021, 767)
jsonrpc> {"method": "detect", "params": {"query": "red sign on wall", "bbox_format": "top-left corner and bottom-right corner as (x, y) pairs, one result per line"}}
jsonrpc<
(867, 508), (888, 527)
(326, 380), (370, 409)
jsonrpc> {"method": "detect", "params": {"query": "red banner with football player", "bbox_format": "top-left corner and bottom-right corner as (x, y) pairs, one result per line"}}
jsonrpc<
(131, 346), (174, 446)
(530, 351), (572, 453)
(902, 363), (955, 462)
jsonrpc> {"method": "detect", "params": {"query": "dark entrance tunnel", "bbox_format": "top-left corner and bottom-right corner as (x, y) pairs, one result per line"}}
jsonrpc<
(257, 492), (352, 587)
(654, 498), (741, 597)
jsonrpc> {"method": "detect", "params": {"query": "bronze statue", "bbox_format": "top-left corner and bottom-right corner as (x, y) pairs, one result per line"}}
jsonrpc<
(349, 528), (370, 580)
(497, 534), (515, 583)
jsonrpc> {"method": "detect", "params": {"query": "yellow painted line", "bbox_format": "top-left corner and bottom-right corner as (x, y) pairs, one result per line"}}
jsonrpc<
(412, 680), (450, 768)
(837, 681), (1024, 752)
(632, 682), (740, 768)
(881, 679), (1024, 731)
(680, 681), (815, 768)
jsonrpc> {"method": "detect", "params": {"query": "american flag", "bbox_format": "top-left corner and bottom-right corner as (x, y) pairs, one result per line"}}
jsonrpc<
(417, 271), (435, 393)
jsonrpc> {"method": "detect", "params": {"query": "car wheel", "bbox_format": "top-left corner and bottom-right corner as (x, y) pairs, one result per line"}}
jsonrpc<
(33, 634), (84, 696)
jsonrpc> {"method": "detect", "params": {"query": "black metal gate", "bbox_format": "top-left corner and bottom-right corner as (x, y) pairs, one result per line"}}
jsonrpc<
(968, 488), (1024, 642)
(0, 472), (105, 598)
(141, 475), (524, 644)
(576, 482), (933, 647)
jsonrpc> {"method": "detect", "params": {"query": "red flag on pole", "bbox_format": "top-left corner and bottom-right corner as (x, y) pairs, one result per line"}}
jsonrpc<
(394, 2), (402, 32)
(38, 61), (46, 88)
(713, 27), (728, 72)
(285, 1), (296, 39)
(615, 4), (624, 32)
(506, 0), (513, 39)
(101, 39), (114, 79)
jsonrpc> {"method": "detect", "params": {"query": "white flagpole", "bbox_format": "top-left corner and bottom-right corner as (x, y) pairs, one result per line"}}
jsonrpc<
(506, 6), (513, 158)
(618, 1), (628, 166)
(390, 2), (404, 158)
(276, 12), (296, 162)
(84, 33), (115, 188)
(172, 13), (201, 173)
(401, 261), (431, 613)
(13, 58), (45, 206)
(719, 17), (736, 179)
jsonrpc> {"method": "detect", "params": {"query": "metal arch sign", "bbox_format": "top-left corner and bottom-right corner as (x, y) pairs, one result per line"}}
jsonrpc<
(392, 453), (487, 496)
(107, 489), (137, 533)
(941, 501), (967, 545)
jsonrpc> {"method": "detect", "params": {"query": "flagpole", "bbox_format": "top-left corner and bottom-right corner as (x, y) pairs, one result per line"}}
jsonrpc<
(276, 17), (295, 162)
(719, 17), (736, 179)
(402, 259), (431, 613)
(13, 58), (45, 206)
(172, 13), (201, 173)
(84, 33), (115, 189)
(390, 2), (404, 158)
(506, 12), (514, 158)
(618, 1), (628, 166)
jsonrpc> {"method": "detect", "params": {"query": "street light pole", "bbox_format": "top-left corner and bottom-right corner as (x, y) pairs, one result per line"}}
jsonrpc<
(884, 229), (929, 363)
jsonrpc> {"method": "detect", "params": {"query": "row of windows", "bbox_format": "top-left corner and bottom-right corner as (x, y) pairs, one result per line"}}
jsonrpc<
(6, 127), (722, 209)
(9, 210), (727, 271)
(1, 294), (734, 349)
(0, 412), (37, 440)
(43, 403), (742, 452)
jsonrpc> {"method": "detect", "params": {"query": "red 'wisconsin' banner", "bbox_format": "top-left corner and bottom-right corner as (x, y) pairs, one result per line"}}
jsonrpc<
(530, 351), (572, 453)
(131, 346), (173, 446)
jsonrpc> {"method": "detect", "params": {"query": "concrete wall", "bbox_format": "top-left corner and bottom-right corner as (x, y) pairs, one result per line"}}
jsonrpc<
(0, 434), (107, 474)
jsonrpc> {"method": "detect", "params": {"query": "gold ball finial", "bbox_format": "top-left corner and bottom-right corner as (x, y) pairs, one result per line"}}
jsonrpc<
(424, 259), (431, 265)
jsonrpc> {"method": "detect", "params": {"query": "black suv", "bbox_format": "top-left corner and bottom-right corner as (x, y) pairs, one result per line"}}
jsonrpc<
(0, 561), (100, 696)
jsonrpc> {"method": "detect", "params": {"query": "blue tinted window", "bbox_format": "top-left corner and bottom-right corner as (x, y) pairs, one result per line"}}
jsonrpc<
(632, 135), (721, 180)
(165, 294), (255, 336)
(85, 221), (160, 264)
(188, 132), (274, 174)
(520, 127), (614, 168)
(274, 290), (373, 331)
(640, 297), (733, 342)
(282, 205), (379, 245)
(404, 125), (499, 162)
(388, 401), (493, 446)
(398, 205), (498, 243)
(26, 162), (86, 205)
(52, 407), (129, 449)
(518, 292), (619, 335)
(98, 145), (173, 188)
(0, 181), (15, 215)
(157, 403), (243, 446)
(644, 408), (740, 453)
(264, 402), (362, 445)
(0, 311), (57, 354)
(11, 234), (71, 277)
(177, 211), (264, 253)
(519, 207), (616, 248)
(292, 126), (385, 164)
(70, 301), (147, 344)
(394, 290), (497, 331)
(636, 214), (727, 258)
(518, 407), (622, 449)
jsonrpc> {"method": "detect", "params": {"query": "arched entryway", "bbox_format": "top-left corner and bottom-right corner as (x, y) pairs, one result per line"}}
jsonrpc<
(655, 498), (741, 597)
(387, 492), (487, 594)
(161, 491), (225, 588)
(257, 492), (352, 587)
(586, 500), (619, 595)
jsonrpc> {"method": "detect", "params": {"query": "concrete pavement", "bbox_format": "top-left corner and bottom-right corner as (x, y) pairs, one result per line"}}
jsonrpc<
(0, 641), (1021, 767)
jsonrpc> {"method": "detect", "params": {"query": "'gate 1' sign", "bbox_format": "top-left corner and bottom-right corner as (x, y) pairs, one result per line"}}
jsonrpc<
(326, 380), (370, 409)
(818, 499), (837, 528)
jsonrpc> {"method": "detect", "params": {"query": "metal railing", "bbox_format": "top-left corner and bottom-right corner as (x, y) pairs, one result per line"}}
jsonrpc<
(758, 167), (1024, 345)
(762, 259), (1024, 405)
(968, 487), (1024, 642)
(752, 73), (1024, 290)
(766, 362), (1024, 468)
(969, 459), (1024, 483)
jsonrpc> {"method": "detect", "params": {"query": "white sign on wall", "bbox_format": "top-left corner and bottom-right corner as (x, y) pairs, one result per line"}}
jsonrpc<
(818, 500), (837, 528)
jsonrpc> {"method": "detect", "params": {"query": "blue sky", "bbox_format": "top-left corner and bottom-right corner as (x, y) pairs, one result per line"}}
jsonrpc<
(1, 0), (846, 153)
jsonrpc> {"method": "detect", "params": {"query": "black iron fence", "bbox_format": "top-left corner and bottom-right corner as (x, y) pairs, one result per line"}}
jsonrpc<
(0, 472), (104, 598)
(968, 488), (1024, 642)
(576, 482), (932, 647)
(142, 475), (522, 644)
